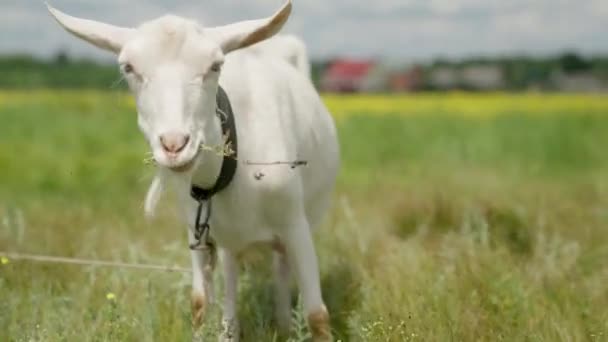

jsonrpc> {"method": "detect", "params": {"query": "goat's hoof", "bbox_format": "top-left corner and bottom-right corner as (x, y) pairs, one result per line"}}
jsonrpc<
(219, 318), (240, 342)
(308, 306), (333, 342)
(191, 292), (207, 328)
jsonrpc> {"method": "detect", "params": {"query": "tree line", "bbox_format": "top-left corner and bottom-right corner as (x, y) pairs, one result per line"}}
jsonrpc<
(1, 51), (607, 91)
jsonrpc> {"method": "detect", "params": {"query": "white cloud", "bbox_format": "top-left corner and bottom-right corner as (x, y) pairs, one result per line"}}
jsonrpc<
(1, 0), (607, 60)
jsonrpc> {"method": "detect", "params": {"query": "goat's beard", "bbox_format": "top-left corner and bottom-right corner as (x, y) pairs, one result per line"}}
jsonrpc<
(144, 166), (193, 220)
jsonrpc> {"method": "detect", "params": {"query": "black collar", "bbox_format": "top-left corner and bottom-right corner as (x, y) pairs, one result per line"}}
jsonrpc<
(190, 86), (238, 202)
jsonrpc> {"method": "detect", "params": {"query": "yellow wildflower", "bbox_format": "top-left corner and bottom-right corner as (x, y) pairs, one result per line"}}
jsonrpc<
(1, 256), (9, 265)
(106, 292), (116, 301)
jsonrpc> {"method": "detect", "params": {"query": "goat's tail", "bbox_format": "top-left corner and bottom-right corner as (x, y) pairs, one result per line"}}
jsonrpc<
(144, 172), (163, 219)
(249, 34), (311, 77)
(284, 37), (310, 77)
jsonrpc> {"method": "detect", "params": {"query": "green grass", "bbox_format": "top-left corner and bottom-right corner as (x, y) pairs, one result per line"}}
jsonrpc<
(1, 92), (608, 341)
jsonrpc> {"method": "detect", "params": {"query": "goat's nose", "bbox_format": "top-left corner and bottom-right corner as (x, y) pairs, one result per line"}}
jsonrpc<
(159, 132), (190, 154)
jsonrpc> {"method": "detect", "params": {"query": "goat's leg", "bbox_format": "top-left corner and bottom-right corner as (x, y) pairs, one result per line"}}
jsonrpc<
(284, 219), (332, 341)
(219, 248), (240, 342)
(190, 240), (216, 328)
(273, 249), (291, 334)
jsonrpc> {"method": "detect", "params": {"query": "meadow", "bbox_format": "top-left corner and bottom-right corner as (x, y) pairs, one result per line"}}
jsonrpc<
(1, 91), (608, 341)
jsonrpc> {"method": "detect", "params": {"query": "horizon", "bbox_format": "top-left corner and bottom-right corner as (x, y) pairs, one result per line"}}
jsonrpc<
(2, 49), (606, 66)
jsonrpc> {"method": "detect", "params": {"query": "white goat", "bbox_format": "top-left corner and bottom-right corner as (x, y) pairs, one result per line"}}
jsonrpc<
(247, 34), (311, 76)
(47, 1), (339, 341)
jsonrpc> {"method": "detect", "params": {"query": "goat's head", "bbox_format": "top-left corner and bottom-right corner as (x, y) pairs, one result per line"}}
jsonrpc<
(47, 1), (292, 172)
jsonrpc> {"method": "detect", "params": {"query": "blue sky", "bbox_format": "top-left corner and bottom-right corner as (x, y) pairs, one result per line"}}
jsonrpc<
(2, 0), (607, 61)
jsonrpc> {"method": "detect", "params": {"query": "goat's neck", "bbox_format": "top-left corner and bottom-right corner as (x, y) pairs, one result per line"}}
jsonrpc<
(190, 107), (224, 189)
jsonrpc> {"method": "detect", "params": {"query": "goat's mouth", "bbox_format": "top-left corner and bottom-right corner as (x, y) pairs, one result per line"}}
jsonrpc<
(152, 142), (200, 173)
(159, 152), (199, 173)
(168, 158), (196, 173)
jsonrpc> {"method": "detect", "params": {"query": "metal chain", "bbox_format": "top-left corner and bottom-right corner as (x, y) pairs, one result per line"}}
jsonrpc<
(189, 199), (214, 251)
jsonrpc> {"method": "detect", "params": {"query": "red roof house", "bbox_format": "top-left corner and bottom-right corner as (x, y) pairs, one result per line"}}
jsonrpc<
(321, 59), (375, 93)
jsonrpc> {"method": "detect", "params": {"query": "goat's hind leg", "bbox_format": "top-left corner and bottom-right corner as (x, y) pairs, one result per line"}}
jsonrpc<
(273, 248), (292, 334)
(284, 217), (332, 341)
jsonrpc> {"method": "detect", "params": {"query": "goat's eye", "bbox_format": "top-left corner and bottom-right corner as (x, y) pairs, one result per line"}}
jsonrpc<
(210, 62), (222, 73)
(123, 63), (134, 74)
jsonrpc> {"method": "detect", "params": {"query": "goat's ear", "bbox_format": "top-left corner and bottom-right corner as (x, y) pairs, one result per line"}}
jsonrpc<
(46, 3), (134, 54)
(207, 0), (292, 54)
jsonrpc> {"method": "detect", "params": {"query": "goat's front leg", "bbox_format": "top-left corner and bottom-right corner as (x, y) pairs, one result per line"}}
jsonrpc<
(183, 197), (217, 328)
(190, 239), (216, 328)
(284, 219), (332, 341)
(220, 248), (239, 342)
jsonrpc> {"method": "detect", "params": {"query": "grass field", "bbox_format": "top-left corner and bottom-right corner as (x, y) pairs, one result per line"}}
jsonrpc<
(1, 91), (608, 341)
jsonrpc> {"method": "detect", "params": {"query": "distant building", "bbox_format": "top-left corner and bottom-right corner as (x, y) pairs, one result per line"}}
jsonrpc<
(320, 59), (375, 93)
(551, 71), (607, 93)
(388, 66), (424, 92)
(320, 60), (425, 93)
(360, 63), (389, 93)
(461, 65), (504, 90)
(428, 64), (504, 90)
(429, 67), (459, 90)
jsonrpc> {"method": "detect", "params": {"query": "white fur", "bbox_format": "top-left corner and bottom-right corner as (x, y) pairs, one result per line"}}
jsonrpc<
(47, 1), (339, 340)
(144, 33), (311, 219)
(248, 34), (311, 76)
(143, 171), (163, 219)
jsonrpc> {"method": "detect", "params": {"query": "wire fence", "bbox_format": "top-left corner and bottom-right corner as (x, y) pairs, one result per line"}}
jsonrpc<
(0, 251), (191, 273)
